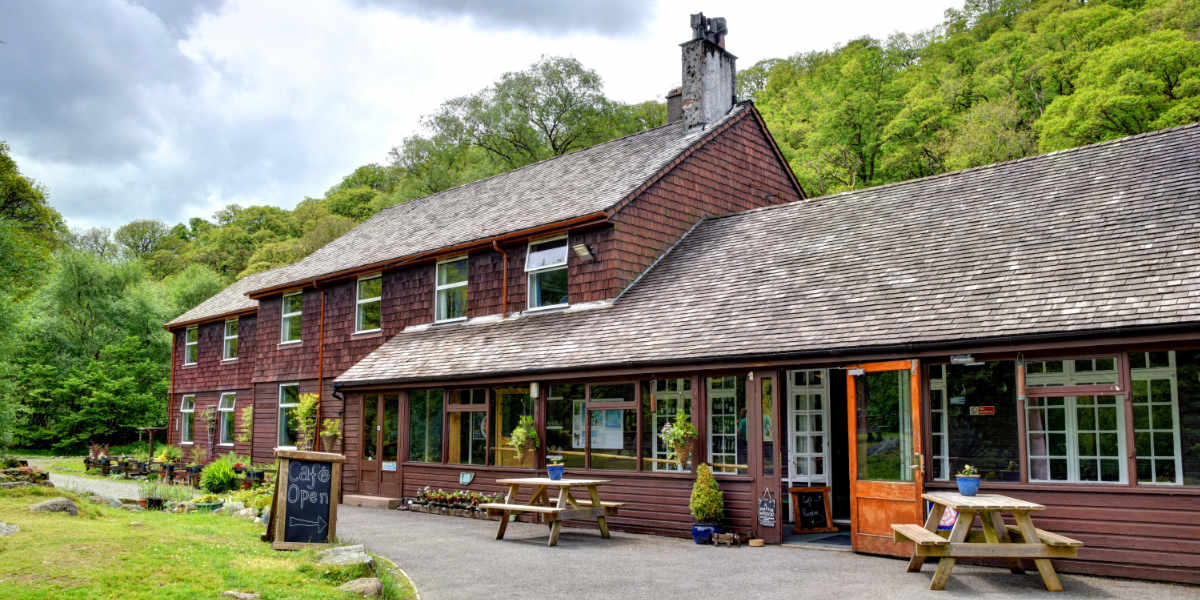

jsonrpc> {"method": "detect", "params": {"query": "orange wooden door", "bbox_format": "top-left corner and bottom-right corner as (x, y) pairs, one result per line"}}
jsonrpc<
(846, 360), (923, 556)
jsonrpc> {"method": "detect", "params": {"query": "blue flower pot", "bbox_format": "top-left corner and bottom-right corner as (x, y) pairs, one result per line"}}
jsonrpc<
(956, 476), (981, 496)
(546, 465), (564, 480)
(691, 523), (717, 544)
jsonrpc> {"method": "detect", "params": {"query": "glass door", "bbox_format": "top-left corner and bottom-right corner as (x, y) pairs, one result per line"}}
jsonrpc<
(359, 393), (380, 495)
(787, 369), (830, 488)
(847, 360), (923, 556)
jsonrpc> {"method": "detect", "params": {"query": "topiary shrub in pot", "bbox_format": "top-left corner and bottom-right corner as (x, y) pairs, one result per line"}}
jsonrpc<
(689, 463), (724, 544)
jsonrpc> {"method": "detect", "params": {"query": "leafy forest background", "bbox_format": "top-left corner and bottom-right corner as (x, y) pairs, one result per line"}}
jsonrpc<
(1, 0), (1197, 452)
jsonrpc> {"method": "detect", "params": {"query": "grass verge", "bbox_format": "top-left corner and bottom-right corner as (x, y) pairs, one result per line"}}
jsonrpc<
(0, 486), (416, 599)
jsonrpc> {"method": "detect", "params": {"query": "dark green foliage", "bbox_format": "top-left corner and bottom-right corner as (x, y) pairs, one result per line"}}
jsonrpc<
(689, 463), (724, 523)
(199, 455), (237, 494)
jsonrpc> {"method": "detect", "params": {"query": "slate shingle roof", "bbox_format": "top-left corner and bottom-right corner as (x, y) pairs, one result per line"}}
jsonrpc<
(164, 268), (283, 327)
(336, 123), (1200, 385)
(247, 105), (750, 294)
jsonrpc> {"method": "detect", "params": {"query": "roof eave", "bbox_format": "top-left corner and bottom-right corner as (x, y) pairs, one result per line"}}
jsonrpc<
(163, 307), (258, 331)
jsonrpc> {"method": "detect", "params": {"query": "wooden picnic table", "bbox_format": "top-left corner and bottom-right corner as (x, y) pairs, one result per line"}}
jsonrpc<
(480, 477), (623, 547)
(893, 492), (1083, 592)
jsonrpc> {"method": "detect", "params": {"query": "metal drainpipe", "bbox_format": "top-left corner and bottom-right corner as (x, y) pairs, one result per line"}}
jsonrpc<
(167, 330), (176, 446)
(492, 240), (508, 315)
(315, 282), (326, 451)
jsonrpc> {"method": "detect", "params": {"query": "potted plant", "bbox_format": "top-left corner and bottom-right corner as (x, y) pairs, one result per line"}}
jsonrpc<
(509, 415), (539, 461)
(294, 393), (320, 451)
(689, 463), (724, 544)
(546, 455), (565, 480)
(320, 418), (342, 453)
(659, 411), (697, 469)
(143, 483), (167, 510)
(956, 464), (981, 496)
(192, 493), (224, 512)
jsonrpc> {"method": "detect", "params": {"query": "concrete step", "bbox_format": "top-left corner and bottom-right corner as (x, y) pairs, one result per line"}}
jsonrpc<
(342, 494), (403, 510)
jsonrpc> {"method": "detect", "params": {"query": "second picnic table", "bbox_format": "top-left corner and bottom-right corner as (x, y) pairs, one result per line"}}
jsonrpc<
(892, 492), (1083, 592)
(480, 477), (623, 547)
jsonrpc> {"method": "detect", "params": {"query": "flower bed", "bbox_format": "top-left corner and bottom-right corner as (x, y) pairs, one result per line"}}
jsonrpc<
(405, 486), (503, 519)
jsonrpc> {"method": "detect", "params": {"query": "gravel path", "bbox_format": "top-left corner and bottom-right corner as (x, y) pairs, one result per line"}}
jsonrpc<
(338, 506), (1197, 600)
(37, 468), (141, 501)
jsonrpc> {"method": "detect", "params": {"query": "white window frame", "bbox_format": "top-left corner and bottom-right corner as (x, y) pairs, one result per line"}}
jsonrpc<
(927, 365), (950, 481)
(650, 378), (691, 473)
(525, 236), (569, 310)
(355, 274), (383, 333)
(786, 369), (832, 486)
(218, 392), (237, 446)
(277, 383), (300, 449)
(222, 318), (238, 361)
(706, 376), (743, 474)
(1025, 358), (1127, 484)
(180, 395), (196, 444)
(280, 291), (303, 344)
(183, 326), (198, 365)
(434, 257), (469, 323)
(1130, 352), (1184, 485)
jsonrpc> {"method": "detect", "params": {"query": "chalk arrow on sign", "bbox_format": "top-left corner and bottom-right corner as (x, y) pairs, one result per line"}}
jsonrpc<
(288, 515), (328, 535)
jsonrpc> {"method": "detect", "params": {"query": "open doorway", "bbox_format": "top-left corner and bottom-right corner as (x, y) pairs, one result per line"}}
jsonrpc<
(781, 368), (851, 549)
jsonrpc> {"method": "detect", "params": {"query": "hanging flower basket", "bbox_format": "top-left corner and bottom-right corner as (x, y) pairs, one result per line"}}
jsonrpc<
(673, 442), (692, 469)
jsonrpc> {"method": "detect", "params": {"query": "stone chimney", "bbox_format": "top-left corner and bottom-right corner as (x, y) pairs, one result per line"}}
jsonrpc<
(666, 87), (682, 124)
(679, 13), (736, 131)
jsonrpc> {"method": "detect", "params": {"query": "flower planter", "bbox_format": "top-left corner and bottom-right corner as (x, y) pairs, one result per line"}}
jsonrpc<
(195, 501), (223, 513)
(137, 498), (148, 509)
(691, 523), (719, 544)
(956, 475), (981, 496)
(146, 498), (165, 511)
(546, 465), (564, 480)
(674, 443), (692, 469)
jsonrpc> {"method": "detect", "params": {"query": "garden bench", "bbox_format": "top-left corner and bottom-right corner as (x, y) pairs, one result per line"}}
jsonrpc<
(484, 478), (616, 547)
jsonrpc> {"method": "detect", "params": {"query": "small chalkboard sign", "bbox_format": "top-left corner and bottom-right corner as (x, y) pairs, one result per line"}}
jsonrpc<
(789, 486), (837, 534)
(758, 489), (777, 528)
(264, 449), (345, 550)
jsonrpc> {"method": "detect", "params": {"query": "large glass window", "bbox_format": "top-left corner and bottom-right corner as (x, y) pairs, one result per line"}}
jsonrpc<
(277, 384), (299, 448)
(1131, 350), (1200, 485)
(491, 386), (534, 467)
(588, 384), (637, 471)
(1026, 356), (1125, 483)
(223, 319), (238, 360)
(927, 361), (1020, 482)
(180, 395), (195, 443)
(356, 275), (382, 333)
(787, 369), (829, 485)
(525, 238), (568, 309)
(447, 389), (487, 466)
(641, 379), (692, 472)
(435, 258), (468, 322)
(184, 327), (198, 365)
(546, 384), (587, 469)
(707, 376), (748, 474)
(408, 389), (443, 463)
(854, 369), (913, 482)
(218, 393), (236, 445)
(281, 292), (303, 343)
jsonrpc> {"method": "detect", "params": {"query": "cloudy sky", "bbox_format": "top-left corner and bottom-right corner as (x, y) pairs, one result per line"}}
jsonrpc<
(0, 0), (955, 231)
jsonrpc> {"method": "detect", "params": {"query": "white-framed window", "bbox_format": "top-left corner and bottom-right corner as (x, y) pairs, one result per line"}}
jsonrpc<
(183, 326), (198, 365)
(1026, 358), (1126, 483)
(277, 384), (300, 448)
(1130, 351), (1184, 485)
(435, 257), (468, 322)
(281, 291), (303, 343)
(355, 274), (382, 333)
(525, 237), (568, 309)
(650, 378), (692, 473)
(180, 395), (196, 443)
(218, 392), (236, 445)
(706, 375), (747, 474)
(222, 319), (239, 360)
(787, 369), (831, 485)
(927, 365), (950, 480)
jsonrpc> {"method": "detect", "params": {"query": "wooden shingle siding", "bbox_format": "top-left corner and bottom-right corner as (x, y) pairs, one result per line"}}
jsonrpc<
(173, 316), (256, 393)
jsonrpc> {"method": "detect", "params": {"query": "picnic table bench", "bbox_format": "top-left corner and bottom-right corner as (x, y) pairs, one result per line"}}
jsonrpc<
(480, 477), (623, 547)
(892, 492), (1083, 592)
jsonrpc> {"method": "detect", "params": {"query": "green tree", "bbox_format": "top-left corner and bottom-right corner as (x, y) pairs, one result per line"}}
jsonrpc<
(114, 219), (170, 260)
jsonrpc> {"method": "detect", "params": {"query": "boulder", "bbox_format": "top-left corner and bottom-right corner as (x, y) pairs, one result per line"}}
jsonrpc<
(219, 592), (260, 600)
(129, 521), (145, 527)
(172, 502), (194, 514)
(88, 495), (122, 508)
(0, 522), (18, 536)
(29, 497), (78, 516)
(316, 544), (374, 568)
(338, 577), (382, 597)
(235, 507), (258, 521)
(221, 501), (246, 514)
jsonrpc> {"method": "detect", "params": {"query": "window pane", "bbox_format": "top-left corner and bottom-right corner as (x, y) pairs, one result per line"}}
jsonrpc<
(942, 361), (1019, 481)
(382, 394), (398, 466)
(762, 378), (774, 476)
(283, 293), (303, 314)
(707, 375), (748, 474)
(186, 327), (198, 343)
(641, 379), (692, 472)
(408, 390), (443, 463)
(855, 369), (913, 482)
(436, 286), (467, 321)
(448, 388), (486, 405)
(225, 337), (238, 359)
(589, 408), (636, 470)
(358, 299), (381, 331)
(185, 344), (198, 364)
(279, 404), (298, 447)
(448, 411), (487, 466)
(590, 384), (635, 403)
(491, 386), (533, 467)
(362, 395), (377, 462)
(526, 239), (568, 270)
(358, 276), (381, 300)
(219, 394), (235, 410)
(437, 259), (468, 286)
(225, 320), (238, 337)
(221, 410), (235, 444)
(546, 384), (587, 469)
(283, 314), (302, 342)
(529, 268), (568, 308)
(182, 413), (193, 443)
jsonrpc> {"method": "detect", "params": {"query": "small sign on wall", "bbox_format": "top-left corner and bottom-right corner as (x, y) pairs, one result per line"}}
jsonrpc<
(969, 405), (996, 416)
(459, 472), (475, 485)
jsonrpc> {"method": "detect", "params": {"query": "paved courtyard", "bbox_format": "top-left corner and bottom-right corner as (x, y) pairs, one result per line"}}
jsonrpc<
(338, 506), (1196, 600)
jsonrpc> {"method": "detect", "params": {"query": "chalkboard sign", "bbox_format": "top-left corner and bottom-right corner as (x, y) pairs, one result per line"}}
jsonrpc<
(758, 490), (777, 528)
(265, 449), (345, 550)
(789, 486), (837, 534)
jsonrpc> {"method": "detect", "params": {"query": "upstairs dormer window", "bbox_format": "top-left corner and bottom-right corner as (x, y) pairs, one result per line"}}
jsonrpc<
(223, 318), (239, 360)
(184, 327), (198, 365)
(281, 291), (303, 343)
(526, 237), (568, 309)
(435, 257), (468, 322)
(356, 274), (382, 333)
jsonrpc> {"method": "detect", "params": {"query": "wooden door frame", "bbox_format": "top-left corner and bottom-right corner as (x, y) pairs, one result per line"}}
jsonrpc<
(359, 392), (383, 495)
(751, 370), (783, 543)
(846, 359), (924, 556)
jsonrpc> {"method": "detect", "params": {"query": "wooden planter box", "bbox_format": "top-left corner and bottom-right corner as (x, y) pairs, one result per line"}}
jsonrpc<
(407, 503), (492, 520)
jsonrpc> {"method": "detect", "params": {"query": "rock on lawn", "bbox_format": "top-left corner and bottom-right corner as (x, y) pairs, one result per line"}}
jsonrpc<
(339, 577), (382, 597)
(219, 592), (260, 600)
(316, 544), (374, 568)
(29, 497), (78, 516)
(0, 522), (18, 536)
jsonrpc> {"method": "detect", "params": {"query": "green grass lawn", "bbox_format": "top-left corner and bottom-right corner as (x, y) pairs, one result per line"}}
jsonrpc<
(0, 486), (416, 600)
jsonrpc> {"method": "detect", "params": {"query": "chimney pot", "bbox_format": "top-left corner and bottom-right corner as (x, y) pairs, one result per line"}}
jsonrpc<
(680, 13), (736, 131)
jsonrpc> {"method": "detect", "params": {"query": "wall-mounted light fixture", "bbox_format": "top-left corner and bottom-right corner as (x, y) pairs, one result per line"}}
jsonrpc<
(572, 243), (595, 263)
(530, 382), (540, 398)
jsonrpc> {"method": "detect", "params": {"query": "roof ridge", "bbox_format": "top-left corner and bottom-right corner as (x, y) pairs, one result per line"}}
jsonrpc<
(705, 122), (1200, 223)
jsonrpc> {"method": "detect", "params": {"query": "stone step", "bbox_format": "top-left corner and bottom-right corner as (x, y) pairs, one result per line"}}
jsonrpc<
(342, 494), (402, 510)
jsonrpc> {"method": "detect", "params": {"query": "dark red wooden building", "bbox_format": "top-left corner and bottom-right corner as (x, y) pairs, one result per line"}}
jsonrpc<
(165, 17), (1200, 585)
